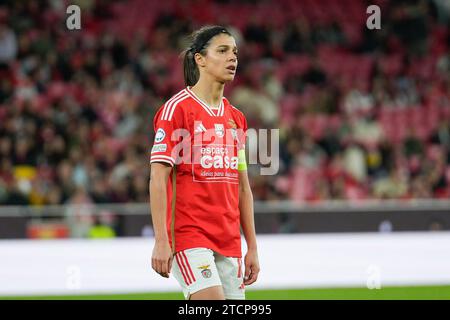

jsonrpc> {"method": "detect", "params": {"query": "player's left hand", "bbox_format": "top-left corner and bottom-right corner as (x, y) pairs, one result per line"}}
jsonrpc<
(243, 249), (260, 285)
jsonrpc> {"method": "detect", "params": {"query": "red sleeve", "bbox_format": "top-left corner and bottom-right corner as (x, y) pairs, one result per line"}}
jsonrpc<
(235, 107), (247, 151)
(150, 103), (185, 167)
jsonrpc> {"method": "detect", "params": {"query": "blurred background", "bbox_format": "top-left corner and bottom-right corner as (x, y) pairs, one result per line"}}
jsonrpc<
(0, 0), (449, 299)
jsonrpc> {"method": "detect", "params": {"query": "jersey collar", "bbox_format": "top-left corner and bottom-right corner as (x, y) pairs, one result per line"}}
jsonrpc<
(186, 87), (224, 117)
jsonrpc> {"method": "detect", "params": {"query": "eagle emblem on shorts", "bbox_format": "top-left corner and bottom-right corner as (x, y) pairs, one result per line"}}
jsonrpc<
(198, 264), (212, 278)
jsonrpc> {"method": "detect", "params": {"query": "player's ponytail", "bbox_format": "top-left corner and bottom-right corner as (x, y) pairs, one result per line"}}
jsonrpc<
(183, 49), (199, 87)
(182, 25), (232, 87)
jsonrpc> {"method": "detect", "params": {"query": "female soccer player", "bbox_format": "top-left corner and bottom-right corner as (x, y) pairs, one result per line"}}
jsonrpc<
(149, 25), (259, 300)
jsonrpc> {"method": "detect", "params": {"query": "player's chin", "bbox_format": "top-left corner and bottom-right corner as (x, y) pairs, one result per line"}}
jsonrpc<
(221, 74), (236, 83)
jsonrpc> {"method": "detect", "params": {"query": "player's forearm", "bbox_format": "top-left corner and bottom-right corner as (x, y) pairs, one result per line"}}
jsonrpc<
(239, 187), (257, 251)
(150, 174), (169, 242)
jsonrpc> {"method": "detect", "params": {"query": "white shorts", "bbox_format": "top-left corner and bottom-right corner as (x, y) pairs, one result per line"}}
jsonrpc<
(172, 247), (245, 300)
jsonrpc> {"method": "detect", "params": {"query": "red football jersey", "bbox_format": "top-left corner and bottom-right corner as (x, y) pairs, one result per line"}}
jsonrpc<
(150, 87), (247, 257)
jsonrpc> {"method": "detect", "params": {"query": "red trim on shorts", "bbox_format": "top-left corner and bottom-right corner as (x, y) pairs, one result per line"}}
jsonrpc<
(175, 253), (190, 285)
(181, 251), (196, 282)
(180, 251), (195, 284)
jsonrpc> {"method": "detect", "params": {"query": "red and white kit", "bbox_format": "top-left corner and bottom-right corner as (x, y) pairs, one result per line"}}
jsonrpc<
(150, 87), (247, 299)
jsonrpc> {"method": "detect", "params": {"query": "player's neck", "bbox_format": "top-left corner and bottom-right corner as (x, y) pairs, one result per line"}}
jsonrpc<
(190, 79), (224, 109)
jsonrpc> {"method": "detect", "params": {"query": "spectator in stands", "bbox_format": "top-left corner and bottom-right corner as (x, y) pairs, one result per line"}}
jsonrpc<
(88, 215), (116, 239)
(373, 168), (409, 199)
(64, 186), (94, 238)
(283, 18), (313, 54)
(430, 119), (450, 153)
(404, 129), (425, 158)
(0, 23), (17, 62)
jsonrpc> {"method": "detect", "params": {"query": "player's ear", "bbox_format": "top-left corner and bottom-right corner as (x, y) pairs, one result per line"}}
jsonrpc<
(194, 52), (206, 68)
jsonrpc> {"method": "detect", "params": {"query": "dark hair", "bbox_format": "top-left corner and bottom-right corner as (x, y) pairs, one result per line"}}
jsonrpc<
(182, 25), (232, 87)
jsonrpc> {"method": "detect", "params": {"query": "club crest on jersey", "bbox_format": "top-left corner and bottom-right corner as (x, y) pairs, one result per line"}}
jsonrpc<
(214, 124), (225, 138)
(198, 265), (212, 278)
(228, 119), (237, 129)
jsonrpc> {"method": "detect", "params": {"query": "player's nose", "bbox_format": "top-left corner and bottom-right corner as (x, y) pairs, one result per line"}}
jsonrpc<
(228, 56), (237, 63)
(227, 52), (237, 61)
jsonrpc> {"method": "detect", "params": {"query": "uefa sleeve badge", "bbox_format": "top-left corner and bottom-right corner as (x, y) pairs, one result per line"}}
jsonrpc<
(154, 128), (166, 143)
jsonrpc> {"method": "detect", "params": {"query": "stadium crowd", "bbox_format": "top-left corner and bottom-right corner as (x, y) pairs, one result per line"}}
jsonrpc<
(0, 0), (449, 207)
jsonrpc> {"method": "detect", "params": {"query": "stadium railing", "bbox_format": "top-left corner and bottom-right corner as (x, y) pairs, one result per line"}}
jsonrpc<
(0, 199), (449, 239)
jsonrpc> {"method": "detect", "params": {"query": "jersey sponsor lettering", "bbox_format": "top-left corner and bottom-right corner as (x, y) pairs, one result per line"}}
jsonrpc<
(151, 143), (167, 153)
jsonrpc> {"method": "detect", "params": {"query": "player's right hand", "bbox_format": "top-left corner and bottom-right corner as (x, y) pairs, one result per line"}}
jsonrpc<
(151, 240), (173, 278)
